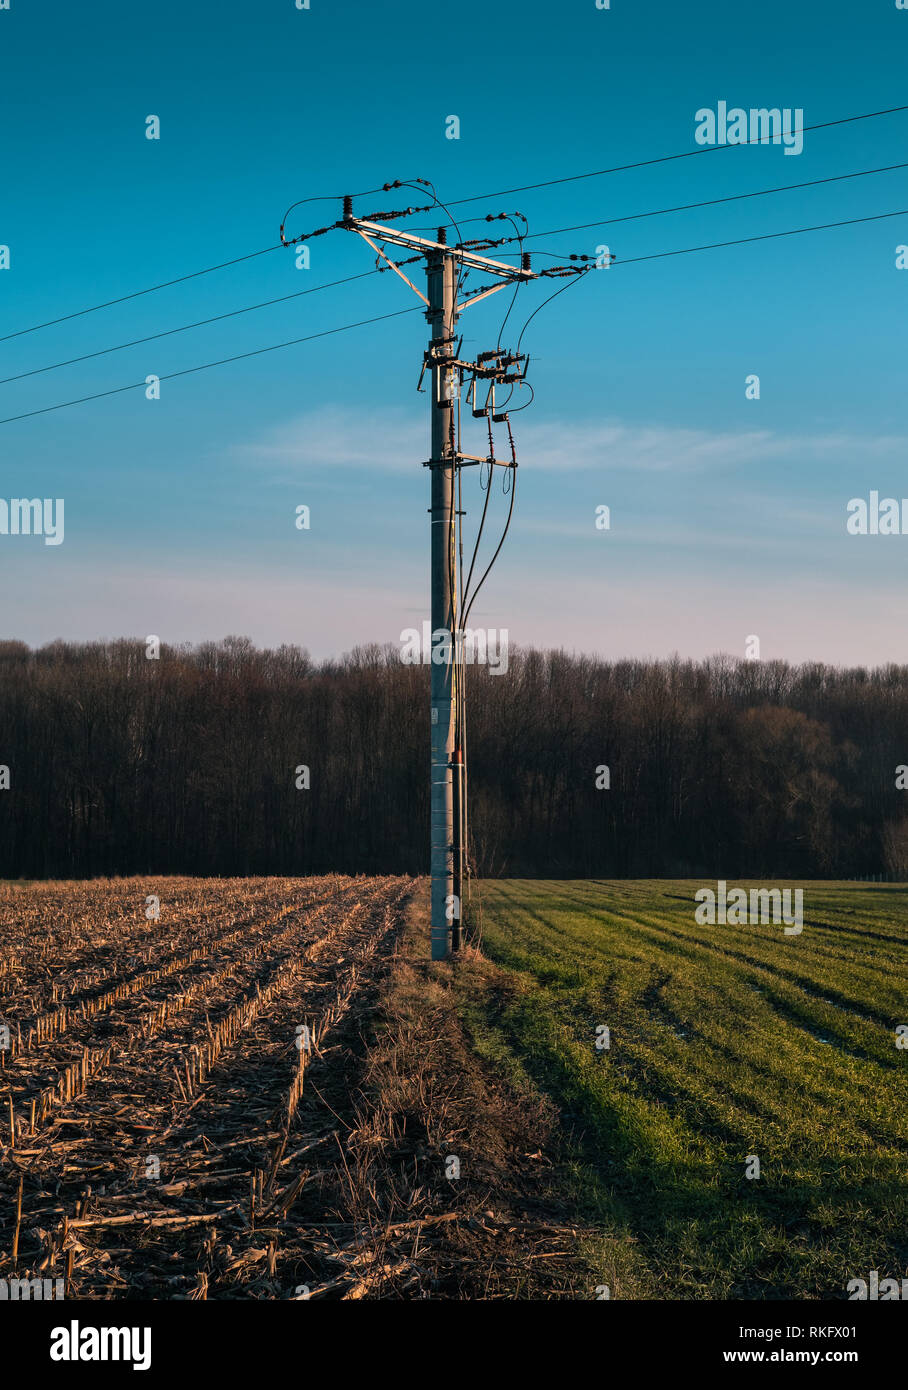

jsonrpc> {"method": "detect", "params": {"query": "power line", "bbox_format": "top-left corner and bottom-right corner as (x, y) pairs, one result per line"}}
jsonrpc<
(2, 204), (904, 427)
(461, 444), (518, 630)
(0, 269), (381, 386)
(0, 245), (284, 346)
(445, 103), (908, 207)
(0, 306), (420, 426)
(487, 205), (908, 401)
(488, 207), (908, 272)
(610, 207), (908, 267)
(522, 160), (908, 244)
(498, 269), (592, 412)
(14, 161), (900, 390)
(408, 160), (908, 241)
(3, 101), (905, 346)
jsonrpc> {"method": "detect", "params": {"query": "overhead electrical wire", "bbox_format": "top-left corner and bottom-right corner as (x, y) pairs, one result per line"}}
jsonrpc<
(610, 206), (908, 267)
(454, 163), (908, 651)
(494, 214), (528, 353)
(497, 267), (593, 412)
(278, 183), (393, 238)
(516, 266), (593, 358)
(399, 177), (470, 302)
(0, 269), (382, 386)
(407, 158), (908, 243)
(3, 100), (905, 346)
(0, 306), (421, 426)
(8, 160), (902, 387)
(521, 159), (908, 243)
(461, 446), (495, 612)
(0, 245), (284, 345)
(449, 163), (908, 268)
(461, 406), (522, 625)
(444, 102), (908, 207)
(2, 205), (905, 427)
(461, 446), (518, 630)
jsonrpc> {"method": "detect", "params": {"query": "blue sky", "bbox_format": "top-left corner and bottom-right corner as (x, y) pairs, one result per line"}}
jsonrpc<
(1, 0), (907, 664)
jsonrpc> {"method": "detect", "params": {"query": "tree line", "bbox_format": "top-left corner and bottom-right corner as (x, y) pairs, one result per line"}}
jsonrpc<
(1, 636), (907, 880)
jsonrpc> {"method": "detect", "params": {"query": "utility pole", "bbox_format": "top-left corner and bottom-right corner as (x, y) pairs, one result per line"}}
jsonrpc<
(336, 193), (536, 959)
(427, 233), (458, 960)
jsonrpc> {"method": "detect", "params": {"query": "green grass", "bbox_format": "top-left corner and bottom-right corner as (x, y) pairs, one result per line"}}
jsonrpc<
(459, 880), (908, 1299)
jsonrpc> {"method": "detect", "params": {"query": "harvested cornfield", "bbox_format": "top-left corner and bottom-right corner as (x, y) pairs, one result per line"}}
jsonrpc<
(0, 875), (415, 1299)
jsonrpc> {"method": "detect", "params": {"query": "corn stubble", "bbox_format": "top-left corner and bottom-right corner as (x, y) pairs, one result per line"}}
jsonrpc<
(0, 874), (415, 1299)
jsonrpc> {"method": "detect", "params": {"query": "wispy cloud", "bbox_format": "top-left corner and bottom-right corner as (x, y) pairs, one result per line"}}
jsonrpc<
(235, 406), (424, 478)
(516, 420), (908, 472)
(237, 407), (908, 477)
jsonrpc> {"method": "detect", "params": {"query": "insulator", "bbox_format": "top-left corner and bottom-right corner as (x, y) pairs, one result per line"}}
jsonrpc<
(343, 194), (353, 219)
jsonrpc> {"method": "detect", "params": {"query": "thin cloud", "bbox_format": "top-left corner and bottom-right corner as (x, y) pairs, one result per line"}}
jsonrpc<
(236, 406), (424, 478)
(238, 407), (908, 477)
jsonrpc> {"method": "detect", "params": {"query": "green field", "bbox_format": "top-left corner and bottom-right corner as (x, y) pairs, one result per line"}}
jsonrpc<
(461, 881), (908, 1299)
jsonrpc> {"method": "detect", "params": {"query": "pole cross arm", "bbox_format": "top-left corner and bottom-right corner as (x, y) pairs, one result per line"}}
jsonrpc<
(340, 216), (537, 280)
(421, 452), (517, 469)
(354, 226), (429, 304)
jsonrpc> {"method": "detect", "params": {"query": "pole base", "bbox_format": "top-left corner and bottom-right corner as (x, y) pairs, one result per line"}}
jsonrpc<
(430, 926), (451, 961)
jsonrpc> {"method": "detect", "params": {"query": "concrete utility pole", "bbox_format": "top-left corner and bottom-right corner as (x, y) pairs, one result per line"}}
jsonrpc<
(338, 197), (535, 959)
(426, 235), (458, 960)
